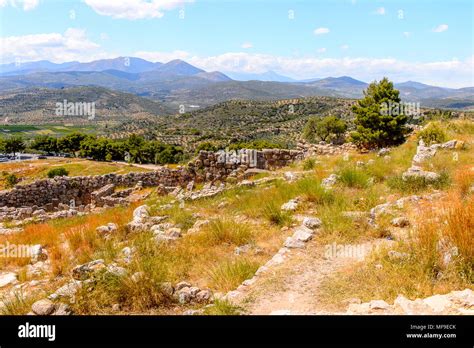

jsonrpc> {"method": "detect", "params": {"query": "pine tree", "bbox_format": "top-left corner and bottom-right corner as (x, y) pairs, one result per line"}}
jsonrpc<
(351, 77), (408, 148)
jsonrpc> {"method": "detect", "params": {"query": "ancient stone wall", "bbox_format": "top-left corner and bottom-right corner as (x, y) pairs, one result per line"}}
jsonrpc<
(187, 149), (303, 181)
(0, 148), (303, 209)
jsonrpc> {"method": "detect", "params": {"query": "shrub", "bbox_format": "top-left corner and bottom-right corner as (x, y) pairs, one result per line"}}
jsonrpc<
(5, 173), (19, 188)
(303, 115), (347, 144)
(47, 167), (69, 178)
(195, 142), (218, 154)
(302, 158), (316, 170)
(418, 123), (448, 145)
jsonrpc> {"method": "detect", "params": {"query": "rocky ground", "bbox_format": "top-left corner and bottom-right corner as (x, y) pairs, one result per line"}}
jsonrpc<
(0, 120), (472, 316)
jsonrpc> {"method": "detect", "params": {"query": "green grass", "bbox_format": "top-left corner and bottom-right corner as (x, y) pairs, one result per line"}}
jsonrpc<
(262, 201), (293, 226)
(387, 171), (451, 194)
(209, 259), (260, 291)
(302, 158), (316, 170)
(201, 218), (255, 246)
(296, 177), (335, 204)
(337, 166), (370, 189)
(0, 291), (40, 315)
(204, 299), (243, 315)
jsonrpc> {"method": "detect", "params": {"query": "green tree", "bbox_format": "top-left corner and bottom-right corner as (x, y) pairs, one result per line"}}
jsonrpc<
(57, 132), (88, 154)
(31, 136), (58, 154)
(303, 115), (347, 143)
(195, 142), (218, 154)
(4, 136), (26, 157)
(350, 77), (408, 148)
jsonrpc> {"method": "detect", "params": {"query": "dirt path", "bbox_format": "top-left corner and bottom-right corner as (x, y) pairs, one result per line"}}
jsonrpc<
(234, 238), (391, 315)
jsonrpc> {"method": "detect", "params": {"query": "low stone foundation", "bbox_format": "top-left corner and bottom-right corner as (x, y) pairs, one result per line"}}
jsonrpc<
(0, 148), (303, 211)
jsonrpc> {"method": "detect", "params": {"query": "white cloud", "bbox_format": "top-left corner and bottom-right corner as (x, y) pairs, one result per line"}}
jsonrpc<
(205, 53), (472, 88)
(134, 50), (191, 63)
(0, 28), (111, 64)
(84, 0), (193, 20)
(317, 48), (327, 53)
(340, 44), (350, 50)
(403, 32), (411, 38)
(433, 24), (449, 33)
(241, 42), (253, 49)
(133, 51), (473, 87)
(374, 7), (385, 15)
(0, 0), (39, 11)
(314, 27), (330, 35)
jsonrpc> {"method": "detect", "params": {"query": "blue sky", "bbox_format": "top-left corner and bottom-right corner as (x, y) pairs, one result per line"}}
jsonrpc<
(0, 0), (473, 87)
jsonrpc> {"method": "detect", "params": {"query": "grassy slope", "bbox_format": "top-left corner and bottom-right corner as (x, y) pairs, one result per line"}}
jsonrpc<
(0, 119), (473, 314)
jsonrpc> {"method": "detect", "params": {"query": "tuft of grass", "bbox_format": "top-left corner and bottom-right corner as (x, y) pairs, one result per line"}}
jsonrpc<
(262, 201), (293, 226)
(204, 299), (243, 315)
(302, 158), (316, 170)
(209, 259), (259, 291)
(296, 177), (335, 205)
(201, 219), (255, 246)
(0, 291), (40, 315)
(387, 171), (450, 194)
(337, 166), (370, 189)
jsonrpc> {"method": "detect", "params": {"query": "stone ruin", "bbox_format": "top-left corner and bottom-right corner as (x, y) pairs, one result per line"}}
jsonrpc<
(0, 148), (303, 223)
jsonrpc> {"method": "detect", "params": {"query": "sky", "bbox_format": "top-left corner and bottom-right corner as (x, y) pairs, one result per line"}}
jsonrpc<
(0, 0), (473, 87)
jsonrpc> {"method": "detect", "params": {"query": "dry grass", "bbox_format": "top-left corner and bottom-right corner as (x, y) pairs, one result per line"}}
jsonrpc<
(0, 158), (148, 190)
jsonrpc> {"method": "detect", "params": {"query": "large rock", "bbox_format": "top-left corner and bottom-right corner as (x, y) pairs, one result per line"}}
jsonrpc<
(0, 272), (17, 288)
(31, 299), (56, 315)
(132, 205), (150, 223)
(72, 259), (106, 280)
(322, 174), (338, 189)
(292, 226), (314, 242)
(281, 199), (298, 212)
(302, 217), (322, 229)
(402, 166), (440, 182)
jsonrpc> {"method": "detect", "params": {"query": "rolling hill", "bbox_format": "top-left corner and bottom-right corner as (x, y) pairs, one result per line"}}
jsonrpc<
(0, 58), (473, 111)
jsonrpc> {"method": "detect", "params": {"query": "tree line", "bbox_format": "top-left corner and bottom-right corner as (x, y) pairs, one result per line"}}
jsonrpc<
(0, 133), (184, 164)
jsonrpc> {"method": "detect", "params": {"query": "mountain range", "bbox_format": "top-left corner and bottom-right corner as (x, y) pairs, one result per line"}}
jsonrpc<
(1, 57), (473, 111)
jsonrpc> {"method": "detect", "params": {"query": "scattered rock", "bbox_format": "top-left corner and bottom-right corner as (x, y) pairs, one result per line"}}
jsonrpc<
(391, 217), (410, 228)
(369, 300), (391, 311)
(176, 281), (192, 291)
(284, 237), (305, 249)
(196, 289), (212, 303)
(31, 299), (56, 315)
(322, 174), (338, 189)
(96, 223), (118, 235)
(292, 226), (314, 242)
(281, 199), (299, 212)
(0, 272), (17, 288)
(302, 217), (322, 229)
(72, 259), (105, 280)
